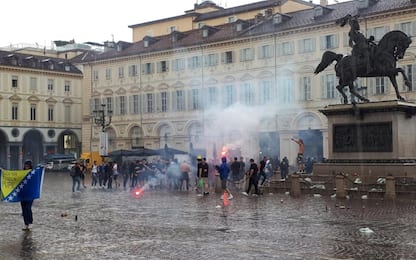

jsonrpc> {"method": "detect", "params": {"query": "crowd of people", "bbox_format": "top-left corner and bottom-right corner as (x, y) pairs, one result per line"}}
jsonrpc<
(69, 153), (316, 197)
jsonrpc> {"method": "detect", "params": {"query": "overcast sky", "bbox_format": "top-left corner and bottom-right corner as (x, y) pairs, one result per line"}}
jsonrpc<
(0, 0), (345, 48)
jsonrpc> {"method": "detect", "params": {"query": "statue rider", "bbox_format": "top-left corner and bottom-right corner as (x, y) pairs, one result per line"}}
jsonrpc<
(338, 15), (375, 73)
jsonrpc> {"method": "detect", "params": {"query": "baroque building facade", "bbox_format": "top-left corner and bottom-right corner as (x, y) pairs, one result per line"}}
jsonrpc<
(74, 0), (416, 165)
(0, 50), (83, 169)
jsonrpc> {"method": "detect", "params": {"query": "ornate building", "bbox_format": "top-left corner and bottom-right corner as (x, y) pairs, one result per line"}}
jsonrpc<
(73, 0), (416, 164)
(0, 50), (83, 169)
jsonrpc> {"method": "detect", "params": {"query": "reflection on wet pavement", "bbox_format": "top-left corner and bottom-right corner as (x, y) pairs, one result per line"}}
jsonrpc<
(1, 172), (416, 259)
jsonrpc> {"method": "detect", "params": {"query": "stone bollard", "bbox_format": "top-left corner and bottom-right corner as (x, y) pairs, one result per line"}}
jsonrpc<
(215, 173), (222, 193)
(385, 175), (396, 200)
(335, 174), (346, 199)
(290, 174), (301, 197)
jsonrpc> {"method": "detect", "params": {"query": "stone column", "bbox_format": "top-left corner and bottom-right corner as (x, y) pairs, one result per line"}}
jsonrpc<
(385, 175), (396, 200)
(335, 174), (346, 198)
(290, 174), (301, 197)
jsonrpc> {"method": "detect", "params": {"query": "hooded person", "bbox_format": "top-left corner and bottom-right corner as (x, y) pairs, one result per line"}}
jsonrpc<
(215, 157), (233, 200)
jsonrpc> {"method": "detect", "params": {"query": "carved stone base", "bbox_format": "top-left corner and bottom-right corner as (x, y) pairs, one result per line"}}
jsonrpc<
(315, 100), (416, 178)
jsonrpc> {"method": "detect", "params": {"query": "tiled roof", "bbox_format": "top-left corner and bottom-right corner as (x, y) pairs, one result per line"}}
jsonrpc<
(0, 50), (82, 74)
(73, 0), (416, 64)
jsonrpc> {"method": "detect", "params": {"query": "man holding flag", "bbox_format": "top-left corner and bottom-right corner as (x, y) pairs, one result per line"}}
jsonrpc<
(0, 160), (44, 231)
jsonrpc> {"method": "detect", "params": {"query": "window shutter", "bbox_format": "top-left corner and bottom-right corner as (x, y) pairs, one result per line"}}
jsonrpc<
(277, 43), (282, 56)
(311, 38), (316, 52)
(320, 36), (325, 50)
(321, 75), (325, 98)
(289, 42), (294, 54)
(221, 52), (226, 63)
(298, 39), (304, 54)
(343, 32), (349, 47)
(412, 22), (416, 37)
(334, 34), (339, 48)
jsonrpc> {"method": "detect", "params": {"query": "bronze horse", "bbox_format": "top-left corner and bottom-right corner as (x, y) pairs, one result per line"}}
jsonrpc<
(315, 30), (412, 104)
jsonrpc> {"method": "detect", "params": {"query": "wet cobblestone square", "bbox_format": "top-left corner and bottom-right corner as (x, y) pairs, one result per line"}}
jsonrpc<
(1, 172), (416, 259)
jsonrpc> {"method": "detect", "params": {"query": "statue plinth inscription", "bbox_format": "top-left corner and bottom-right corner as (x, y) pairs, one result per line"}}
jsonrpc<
(333, 122), (392, 153)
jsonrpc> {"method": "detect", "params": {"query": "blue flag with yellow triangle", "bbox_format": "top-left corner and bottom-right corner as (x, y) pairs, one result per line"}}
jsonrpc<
(0, 167), (44, 202)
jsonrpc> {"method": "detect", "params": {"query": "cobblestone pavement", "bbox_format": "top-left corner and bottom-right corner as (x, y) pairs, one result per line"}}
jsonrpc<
(1, 172), (416, 260)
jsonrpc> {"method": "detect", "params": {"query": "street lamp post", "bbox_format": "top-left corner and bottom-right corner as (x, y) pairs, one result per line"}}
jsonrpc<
(92, 104), (113, 156)
(93, 104), (112, 132)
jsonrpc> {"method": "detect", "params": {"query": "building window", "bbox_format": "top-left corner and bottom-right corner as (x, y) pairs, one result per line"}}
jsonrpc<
(48, 105), (54, 121)
(30, 77), (37, 91)
(190, 89), (201, 110)
(321, 34), (338, 49)
(30, 104), (36, 121)
(373, 26), (388, 41)
(260, 80), (273, 104)
(299, 38), (316, 53)
(119, 96), (126, 115)
(172, 58), (185, 71)
(105, 68), (112, 80)
(227, 16), (236, 23)
(322, 74), (336, 99)
(258, 45), (273, 59)
(222, 51), (234, 64)
(375, 77), (387, 95)
(175, 90), (185, 111)
(12, 103), (18, 120)
(118, 67), (124, 78)
(223, 85), (235, 107)
(106, 97), (113, 114)
(93, 70), (99, 80)
(278, 42), (293, 56)
(131, 94), (140, 114)
(91, 98), (101, 111)
(145, 94), (153, 113)
(142, 63), (154, 74)
(128, 65), (137, 77)
(278, 77), (294, 104)
(161, 92), (168, 112)
(188, 56), (201, 69)
(300, 76), (312, 101)
(204, 54), (218, 66)
(157, 61), (168, 73)
(47, 79), (54, 91)
(64, 81), (71, 92)
(240, 48), (254, 62)
(12, 76), (18, 88)
(208, 87), (217, 106)
(397, 22), (416, 37)
(65, 105), (71, 123)
(241, 82), (255, 105)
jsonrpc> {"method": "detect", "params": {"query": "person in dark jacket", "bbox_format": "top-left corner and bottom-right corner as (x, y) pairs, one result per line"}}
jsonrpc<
(71, 161), (82, 193)
(215, 157), (233, 200)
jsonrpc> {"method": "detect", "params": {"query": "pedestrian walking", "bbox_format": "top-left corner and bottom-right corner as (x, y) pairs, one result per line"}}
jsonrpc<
(91, 161), (98, 187)
(242, 158), (259, 196)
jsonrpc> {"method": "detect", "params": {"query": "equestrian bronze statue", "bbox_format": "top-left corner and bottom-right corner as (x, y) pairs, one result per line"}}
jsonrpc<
(315, 15), (412, 104)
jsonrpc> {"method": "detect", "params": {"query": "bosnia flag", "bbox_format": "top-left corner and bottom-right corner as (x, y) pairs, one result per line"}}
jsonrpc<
(0, 167), (44, 202)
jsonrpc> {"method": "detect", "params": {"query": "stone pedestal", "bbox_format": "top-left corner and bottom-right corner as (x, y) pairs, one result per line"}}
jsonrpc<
(385, 175), (396, 199)
(290, 174), (301, 197)
(335, 174), (346, 198)
(314, 100), (416, 178)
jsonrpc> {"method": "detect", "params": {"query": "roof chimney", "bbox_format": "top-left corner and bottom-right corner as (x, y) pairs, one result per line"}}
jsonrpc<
(320, 0), (328, 6)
